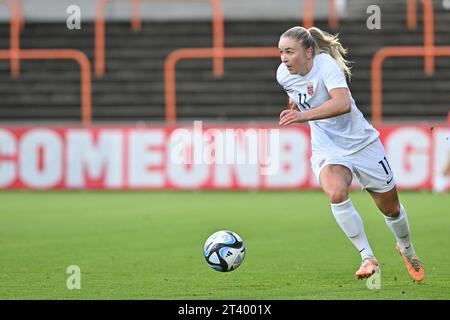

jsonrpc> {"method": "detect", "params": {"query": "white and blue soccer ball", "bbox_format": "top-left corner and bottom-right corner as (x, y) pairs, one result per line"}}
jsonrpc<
(203, 230), (245, 272)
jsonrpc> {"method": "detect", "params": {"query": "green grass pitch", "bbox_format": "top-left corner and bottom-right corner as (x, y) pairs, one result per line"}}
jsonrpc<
(0, 190), (449, 299)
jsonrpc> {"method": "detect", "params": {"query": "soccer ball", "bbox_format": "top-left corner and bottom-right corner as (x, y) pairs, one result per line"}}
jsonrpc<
(203, 230), (245, 272)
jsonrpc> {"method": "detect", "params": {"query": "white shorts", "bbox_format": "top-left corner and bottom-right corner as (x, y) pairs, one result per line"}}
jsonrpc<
(311, 139), (396, 193)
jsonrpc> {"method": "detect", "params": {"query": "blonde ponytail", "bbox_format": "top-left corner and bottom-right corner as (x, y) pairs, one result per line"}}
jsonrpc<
(308, 27), (352, 80)
(281, 26), (352, 80)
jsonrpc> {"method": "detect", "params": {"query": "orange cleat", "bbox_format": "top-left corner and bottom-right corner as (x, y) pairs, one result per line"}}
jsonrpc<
(355, 258), (379, 279)
(396, 244), (424, 282)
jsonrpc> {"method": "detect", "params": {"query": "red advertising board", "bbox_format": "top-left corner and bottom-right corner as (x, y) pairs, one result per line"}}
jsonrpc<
(0, 124), (448, 190)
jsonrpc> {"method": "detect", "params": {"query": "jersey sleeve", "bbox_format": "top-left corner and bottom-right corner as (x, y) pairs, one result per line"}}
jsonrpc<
(321, 55), (348, 91)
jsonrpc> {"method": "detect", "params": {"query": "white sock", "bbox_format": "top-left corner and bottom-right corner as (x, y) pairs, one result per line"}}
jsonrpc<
(331, 199), (375, 261)
(384, 204), (414, 257)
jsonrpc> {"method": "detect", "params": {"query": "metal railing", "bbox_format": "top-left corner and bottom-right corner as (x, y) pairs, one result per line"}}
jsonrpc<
(371, 0), (438, 124)
(0, 49), (93, 125)
(95, 0), (224, 77)
(0, 0), (22, 77)
(371, 46), (450, 125)
(303, 0), (339, 29)
(164, 47), (279, 123)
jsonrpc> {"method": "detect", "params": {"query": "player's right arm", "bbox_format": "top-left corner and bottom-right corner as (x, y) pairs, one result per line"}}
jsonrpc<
(279, 88), (351, 126)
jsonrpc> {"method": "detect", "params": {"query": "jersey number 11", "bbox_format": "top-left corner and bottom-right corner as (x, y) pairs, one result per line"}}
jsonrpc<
(298, 93), (311, 110)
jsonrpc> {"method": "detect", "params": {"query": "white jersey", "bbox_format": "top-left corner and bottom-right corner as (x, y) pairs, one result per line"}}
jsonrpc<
(277, 53), (379, 156)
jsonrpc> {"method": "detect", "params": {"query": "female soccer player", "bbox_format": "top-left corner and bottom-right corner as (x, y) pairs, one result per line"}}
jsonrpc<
(277, 26), (424, 281)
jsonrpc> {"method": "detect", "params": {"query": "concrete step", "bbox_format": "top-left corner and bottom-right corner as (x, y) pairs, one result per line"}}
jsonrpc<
(1, 14), (449, 122)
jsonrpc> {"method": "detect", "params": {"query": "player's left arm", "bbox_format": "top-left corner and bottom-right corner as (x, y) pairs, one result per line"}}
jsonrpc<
(279, 88), (351, 126)
(443, 151), (450, 176)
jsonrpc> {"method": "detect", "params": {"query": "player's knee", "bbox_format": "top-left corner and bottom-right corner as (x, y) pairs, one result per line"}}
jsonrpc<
(327, 189), (349, 204)
(381, 203), (400, 218)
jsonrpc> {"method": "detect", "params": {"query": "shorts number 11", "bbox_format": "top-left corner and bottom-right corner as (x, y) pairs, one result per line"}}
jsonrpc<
(378, 157), (392, 175)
